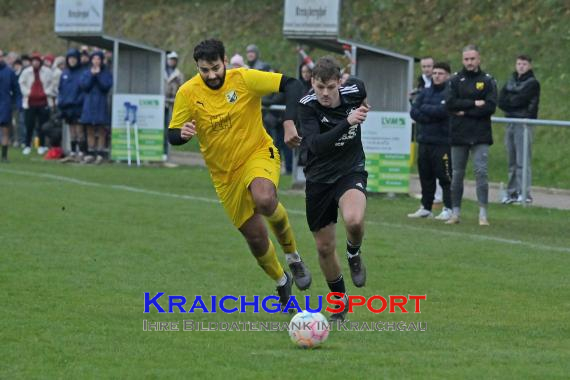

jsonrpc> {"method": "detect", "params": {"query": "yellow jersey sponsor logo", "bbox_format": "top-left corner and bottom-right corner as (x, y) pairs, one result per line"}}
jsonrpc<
(476, 82), (484, 90)
(225, 90), (238, 103)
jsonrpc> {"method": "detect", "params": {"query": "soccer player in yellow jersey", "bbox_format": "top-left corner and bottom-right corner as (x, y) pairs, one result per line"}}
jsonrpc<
(168, 39), (311, 310)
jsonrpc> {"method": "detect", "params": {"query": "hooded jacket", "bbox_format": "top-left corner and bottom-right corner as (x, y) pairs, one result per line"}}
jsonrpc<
(79, 51), (113, 125)
(58, 48), (85, 110)
(498, 70), (540, 119)
(0, 61), (22, 124)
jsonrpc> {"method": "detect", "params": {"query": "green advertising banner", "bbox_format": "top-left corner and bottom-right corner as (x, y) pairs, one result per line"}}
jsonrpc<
(111, 94), (165, 163)
(361, 112), (413, 193)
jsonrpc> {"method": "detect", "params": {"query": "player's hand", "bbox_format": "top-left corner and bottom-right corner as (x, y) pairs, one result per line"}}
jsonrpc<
(181, 120), (197, 141)
(475, 100), (485, 107)
(347, 105), (369, 126)
(283, 120), (302, 148)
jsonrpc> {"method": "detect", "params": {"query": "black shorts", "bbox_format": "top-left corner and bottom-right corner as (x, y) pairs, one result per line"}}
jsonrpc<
(305, 171), (368, 232)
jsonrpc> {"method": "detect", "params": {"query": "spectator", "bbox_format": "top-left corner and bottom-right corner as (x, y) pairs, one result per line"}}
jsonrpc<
(498, 54), (540, 204)
(410, 56), (444, 203)
(408, 62), (453, 220)
(165, 51), (184, 105)
(164, 51), (184, 158)
(245, 44), (271, 71)
(263, 86), (292, 174)
(6, 51), (19, 68)
(19, 52), (54, 155)
(103, 49), (112, 66)
(299, 63), (313, 93)
(51, 56), (66, 98)
(79, 51), (113, 164)
(21, 54), (31, 69)
(0, 49), (22, 162)
(229, 54), (246, 69)
(58, 48), (85, 162)
(79, 48), (90, 69)
(12, 58), (26, 147)
(340, 71), (351, 85)
(409, 57), (434, 102)
(445, 45), (497, 226)
(12, 59), (23, 76)
(43, 54), (55, 70)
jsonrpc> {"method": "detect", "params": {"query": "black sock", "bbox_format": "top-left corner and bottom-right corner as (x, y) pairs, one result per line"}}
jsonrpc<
(1, 145), (7, 159)
(327, 274), (346, 295)
(71, 141), (78, 153)
(347, 240), (361, 256)
(80, 141), (87, 154)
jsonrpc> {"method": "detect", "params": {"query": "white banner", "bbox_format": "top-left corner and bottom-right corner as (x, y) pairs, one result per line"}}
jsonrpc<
(55, 0), (104, 33)
(112, 94), (164, 131)
(361, 111), (412, 155)
(283, 0), (340, 37)
(111, 94), (165, 162)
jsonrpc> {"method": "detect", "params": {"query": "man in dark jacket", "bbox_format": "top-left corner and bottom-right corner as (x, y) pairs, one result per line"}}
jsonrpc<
(445, 45), (497, 226)
(498, 54), (540, 204)
(0, 50), (22, 162)
(409, 56), (434, 103)
(408, 62), (452, 220)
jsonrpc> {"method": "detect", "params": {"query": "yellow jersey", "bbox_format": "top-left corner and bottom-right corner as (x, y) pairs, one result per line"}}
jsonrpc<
(169, 68), (282, 181)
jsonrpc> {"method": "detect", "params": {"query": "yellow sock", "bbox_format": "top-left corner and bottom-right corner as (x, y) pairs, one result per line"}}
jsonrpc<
(265, 202), (298, 254)
(255, 239), (285, 281)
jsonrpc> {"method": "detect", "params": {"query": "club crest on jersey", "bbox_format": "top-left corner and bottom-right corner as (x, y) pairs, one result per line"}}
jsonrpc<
(225, 90), (238, 103)
(476, 82), (485, 90)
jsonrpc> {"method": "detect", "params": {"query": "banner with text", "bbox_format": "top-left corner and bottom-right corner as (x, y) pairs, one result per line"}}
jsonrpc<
(55, 0), (104, 33)
(361, 111), (412, 193)
(283, 0), (340, 37)
(111, 94), (165, 162)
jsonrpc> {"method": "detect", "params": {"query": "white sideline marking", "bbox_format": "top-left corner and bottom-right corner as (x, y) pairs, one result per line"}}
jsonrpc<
(2, 168), (569, 253)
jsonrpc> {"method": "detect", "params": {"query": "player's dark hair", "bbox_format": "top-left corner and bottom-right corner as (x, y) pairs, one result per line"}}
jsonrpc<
(433, 61), (451, 73)
(193, 39), (225, 63)
(312, 56), (341, 82)
(517, 54), (532, 63)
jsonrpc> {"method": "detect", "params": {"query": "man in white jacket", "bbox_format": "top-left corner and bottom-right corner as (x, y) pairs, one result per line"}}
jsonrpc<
(18, 53), (55, 155)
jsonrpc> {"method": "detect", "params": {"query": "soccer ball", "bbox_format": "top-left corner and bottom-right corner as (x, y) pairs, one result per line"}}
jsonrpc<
(288, 311), (330, 348)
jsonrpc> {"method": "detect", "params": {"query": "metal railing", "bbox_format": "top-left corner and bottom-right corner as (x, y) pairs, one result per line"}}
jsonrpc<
(264, 106), (570, 205)
(491, 117), (570, 207)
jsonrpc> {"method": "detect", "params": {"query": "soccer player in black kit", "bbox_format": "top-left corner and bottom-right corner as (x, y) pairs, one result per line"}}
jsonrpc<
(298, 56), (369, 321)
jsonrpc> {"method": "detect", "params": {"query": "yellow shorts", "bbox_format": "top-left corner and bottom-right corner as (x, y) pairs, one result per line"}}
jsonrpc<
(214, 145), (281, 228)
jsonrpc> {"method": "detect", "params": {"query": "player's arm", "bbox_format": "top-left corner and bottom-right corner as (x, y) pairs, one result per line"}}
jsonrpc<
(445, 77), (475, 112)
(464, 78), (497, 118)
(168, 88), (194, 145)
(299, 104), (368, 156)
(243, 69), (303, 147)
(279, 75), (303, 148)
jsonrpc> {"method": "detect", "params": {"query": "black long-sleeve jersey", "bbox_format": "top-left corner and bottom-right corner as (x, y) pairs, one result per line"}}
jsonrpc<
(298, 78), (367, 183)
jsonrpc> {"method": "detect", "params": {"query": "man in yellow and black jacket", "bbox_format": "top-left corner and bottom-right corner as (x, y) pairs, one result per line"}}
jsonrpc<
(445, 44), (497, 226)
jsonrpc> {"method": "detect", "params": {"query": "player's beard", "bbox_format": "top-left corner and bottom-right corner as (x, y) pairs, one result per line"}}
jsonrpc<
(204, 66), (226, 90)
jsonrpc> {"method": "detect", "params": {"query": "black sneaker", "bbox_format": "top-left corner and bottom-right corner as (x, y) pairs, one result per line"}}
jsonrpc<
(328, 295), (348, 322)
(276, 271), (293, 313)
(288, 260), (312, 291)
(348, 253), (366, 287)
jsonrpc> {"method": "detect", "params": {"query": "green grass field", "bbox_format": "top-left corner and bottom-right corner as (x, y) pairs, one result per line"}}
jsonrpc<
(1, 152), (569, 379)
